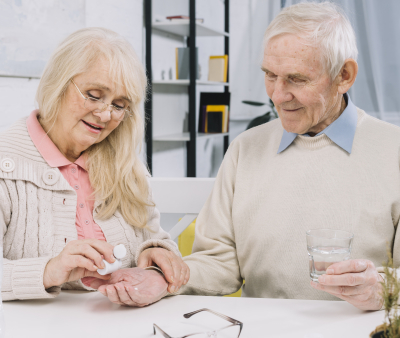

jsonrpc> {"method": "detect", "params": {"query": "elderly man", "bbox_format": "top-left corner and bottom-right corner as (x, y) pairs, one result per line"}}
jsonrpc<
(175, 1), (398, 312)
(88, 2), (396, 311)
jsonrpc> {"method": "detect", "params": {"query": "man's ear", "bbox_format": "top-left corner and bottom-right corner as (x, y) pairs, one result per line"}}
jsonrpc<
(336, 59), (358, 94)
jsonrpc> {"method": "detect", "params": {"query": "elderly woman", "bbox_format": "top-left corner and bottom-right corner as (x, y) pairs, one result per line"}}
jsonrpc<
(0, 27), (189, 306)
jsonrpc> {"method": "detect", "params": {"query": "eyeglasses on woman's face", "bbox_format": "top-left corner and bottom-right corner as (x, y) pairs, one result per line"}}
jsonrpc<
(153, 308), (243, 338)
(71, 79), (132, 122)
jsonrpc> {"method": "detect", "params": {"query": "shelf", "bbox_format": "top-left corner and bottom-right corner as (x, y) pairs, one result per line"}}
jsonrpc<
(230, 116), (255, 121)
(152, 21), (229, 37)
(153, 80), (229, 86)
(154, 132), (229, 142)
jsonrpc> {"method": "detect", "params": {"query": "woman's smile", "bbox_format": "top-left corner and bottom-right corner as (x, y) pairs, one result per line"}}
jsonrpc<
(81, 119), (104, 134)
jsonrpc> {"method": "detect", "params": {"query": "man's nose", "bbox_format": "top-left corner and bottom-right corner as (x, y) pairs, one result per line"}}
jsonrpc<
(271, 78), (294, 106)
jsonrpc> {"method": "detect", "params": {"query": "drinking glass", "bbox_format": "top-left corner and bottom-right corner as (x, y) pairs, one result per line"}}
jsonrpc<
(306, 229), (354, 282)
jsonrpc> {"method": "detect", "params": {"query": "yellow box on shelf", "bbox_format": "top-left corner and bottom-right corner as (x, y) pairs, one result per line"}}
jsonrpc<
(204, 105), (229, 133)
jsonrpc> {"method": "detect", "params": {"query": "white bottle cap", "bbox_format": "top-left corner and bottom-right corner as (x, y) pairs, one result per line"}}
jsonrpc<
(113, 244), (127, 259)
(97, 260), (123, 275)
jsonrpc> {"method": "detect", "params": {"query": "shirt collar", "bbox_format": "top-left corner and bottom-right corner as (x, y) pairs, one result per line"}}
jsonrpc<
(277, 93), (358, 154)
(26, 110), (88, 170)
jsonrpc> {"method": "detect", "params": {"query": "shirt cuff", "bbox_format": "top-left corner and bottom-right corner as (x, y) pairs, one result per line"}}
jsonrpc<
(144, 265), (164, 275)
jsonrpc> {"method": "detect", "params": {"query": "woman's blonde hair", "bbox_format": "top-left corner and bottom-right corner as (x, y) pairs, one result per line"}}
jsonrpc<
(36, 27), (152, 229)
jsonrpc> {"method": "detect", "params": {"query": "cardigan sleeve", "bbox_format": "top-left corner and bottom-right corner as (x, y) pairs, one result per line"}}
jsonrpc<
(0, 180), (60, 301)
(177, 141), (243, 296)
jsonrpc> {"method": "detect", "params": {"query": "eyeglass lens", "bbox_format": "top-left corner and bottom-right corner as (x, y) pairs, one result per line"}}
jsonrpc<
(84, 98), (125, 121)
(157, 325), (240, 338)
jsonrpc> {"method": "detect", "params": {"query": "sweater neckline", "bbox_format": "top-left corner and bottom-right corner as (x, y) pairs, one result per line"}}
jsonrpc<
(294, 133), (335, 150)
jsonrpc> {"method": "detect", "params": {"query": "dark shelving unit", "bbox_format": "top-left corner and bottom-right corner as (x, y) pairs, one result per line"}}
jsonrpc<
(145, 0), (230, 177)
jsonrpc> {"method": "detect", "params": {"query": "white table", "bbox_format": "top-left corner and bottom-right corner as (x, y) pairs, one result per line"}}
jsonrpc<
(3, 291), (384, 338)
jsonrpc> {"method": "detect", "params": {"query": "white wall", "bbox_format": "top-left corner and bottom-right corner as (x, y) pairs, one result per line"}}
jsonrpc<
(0, 0), (143, 128)
(0, 0), (280, 177)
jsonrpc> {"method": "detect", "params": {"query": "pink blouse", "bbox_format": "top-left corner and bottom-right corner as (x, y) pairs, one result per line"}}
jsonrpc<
(26, 110), (106, 242)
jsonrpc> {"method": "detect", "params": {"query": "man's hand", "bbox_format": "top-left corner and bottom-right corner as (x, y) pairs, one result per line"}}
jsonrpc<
(310, 259), (384, 310)
(82, 268), (168, 307)
(137, 248), (190, 293)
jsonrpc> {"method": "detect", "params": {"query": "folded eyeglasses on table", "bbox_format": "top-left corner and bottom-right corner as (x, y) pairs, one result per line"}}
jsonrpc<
(153, 308), (243, 338)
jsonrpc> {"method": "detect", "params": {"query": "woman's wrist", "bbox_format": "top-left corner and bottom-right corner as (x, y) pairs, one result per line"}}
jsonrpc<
(43, 258), (56, 289)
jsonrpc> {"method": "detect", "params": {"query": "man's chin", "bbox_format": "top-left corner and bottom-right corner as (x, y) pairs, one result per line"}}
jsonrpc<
(281, 121), (308, 135)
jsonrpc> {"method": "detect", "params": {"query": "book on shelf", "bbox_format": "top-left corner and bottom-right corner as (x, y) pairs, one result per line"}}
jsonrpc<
(198, 92), (231, 133)
(176, 47), (199, 80)
(208, 55), (228, 82)
(204, 105), (229, 133)
(166, 15), (204, 23)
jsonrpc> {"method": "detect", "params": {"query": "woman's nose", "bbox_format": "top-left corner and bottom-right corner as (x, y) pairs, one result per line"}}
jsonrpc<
(93, 108), (112, 122)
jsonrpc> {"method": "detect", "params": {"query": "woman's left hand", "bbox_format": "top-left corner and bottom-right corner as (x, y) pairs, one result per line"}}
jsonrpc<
(83, 268), (168, 307)
(137, 248), (190, 293)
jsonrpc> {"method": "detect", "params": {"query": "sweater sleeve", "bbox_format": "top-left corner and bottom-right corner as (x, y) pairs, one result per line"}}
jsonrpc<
(0, 180), (60, 301)
(178, 141), (243, 296)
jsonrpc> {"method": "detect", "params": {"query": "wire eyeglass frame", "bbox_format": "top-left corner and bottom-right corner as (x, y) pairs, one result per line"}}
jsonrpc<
(153, 308), (243, 338)
(71, 79), (132, 121)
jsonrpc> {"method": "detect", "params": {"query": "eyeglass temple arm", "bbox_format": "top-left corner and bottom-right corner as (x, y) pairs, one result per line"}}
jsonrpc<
(153, 324), (172, 338)
(71, 80), (87, 100)
(183, 308), (242, 325)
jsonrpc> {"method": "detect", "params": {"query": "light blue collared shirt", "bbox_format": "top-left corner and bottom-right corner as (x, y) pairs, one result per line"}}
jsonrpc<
(277, 93), (358, 154)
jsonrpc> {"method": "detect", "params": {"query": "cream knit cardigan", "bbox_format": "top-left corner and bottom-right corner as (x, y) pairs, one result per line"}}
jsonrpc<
(0, 117), (180, 301)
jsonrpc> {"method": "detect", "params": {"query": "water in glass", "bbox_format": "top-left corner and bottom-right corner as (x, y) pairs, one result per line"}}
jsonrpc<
(306, 229), (353, 282)
(308, 245), (351, 282)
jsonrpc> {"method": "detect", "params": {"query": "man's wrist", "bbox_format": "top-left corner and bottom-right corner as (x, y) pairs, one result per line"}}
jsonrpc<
(144, 266), (164, 276)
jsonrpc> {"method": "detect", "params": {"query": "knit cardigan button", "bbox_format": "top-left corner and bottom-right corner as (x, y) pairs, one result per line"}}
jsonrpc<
(42, 169), (60, 186)
(1, 158), (15, 173)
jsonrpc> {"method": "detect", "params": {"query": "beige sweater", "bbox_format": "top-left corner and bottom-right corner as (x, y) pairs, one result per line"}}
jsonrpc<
(0, 117), (180, 301)
(181, 108), (400, 301)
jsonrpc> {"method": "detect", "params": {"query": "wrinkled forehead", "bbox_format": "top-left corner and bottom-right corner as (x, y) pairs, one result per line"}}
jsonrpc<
(84, 56), (130, 99)
(262, 34), (324, 77)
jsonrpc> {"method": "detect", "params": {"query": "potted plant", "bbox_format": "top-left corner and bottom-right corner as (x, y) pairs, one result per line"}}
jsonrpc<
(242, 99), (278, 130)
(370, 250), (400, 337)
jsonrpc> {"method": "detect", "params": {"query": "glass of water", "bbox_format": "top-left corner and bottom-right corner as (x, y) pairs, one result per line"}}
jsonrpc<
(306, 229), (354, 282)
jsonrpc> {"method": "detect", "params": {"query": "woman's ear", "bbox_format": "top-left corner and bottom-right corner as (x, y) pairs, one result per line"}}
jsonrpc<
(337, 59), (358, 94)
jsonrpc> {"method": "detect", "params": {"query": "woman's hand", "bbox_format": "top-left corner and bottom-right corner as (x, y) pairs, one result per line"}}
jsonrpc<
(137, 248), (190, 293)
(82, 268), (168, 307)
(310, 259), (384, 310)
(43, 239), (116, 288)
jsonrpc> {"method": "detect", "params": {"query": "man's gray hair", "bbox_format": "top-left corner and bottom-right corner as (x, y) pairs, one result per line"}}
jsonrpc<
(263, 1), (358, 79)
